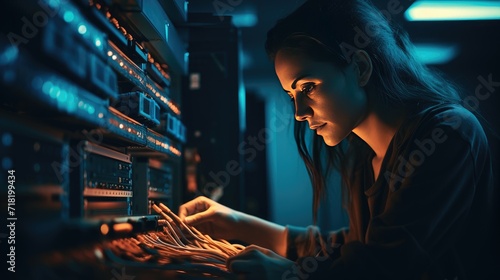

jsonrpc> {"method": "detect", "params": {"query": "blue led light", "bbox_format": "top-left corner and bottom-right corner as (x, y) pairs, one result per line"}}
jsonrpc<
(240, 50), (253, 69)
(49, 85), (60, 99)
(63, 11), (75, 22)
(78, 24), (87, 35)
(95, 39), (102, 47)
(405, 1), (500, 21)
(2, 157), (13, 170)
(232, 13), (258, 27)
(1, 133), (13, 147)
(66, 93), (77, 112)
(0, 45), (18, 65)
(42, 81), (53, 94)
(58, 89), (68, 103)
(47, 0), (60, 9)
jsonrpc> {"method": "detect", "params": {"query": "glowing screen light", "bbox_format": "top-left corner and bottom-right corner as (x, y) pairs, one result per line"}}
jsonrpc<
(405, 1), (500, 21)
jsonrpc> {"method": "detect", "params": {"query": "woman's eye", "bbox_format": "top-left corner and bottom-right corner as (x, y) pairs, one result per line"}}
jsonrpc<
(301, 83), (315, 95)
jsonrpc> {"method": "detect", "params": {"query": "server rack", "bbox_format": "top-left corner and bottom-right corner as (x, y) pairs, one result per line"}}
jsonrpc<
(0, 0), (238, 278)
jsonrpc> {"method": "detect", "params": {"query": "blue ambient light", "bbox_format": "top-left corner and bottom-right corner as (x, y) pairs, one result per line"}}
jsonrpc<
(413, 44), (459, 65)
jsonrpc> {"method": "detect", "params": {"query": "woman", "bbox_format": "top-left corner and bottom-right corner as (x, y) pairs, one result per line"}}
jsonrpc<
(179, 0), (496, 279)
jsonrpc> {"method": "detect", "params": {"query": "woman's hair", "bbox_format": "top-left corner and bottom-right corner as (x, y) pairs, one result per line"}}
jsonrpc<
(265, 0), (463, 222)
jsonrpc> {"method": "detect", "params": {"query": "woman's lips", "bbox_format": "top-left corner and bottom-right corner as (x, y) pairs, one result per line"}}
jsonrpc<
(311, 123), (327, 133)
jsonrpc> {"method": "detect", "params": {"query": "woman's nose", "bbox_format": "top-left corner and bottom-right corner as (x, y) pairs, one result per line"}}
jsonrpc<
(294, 98), (312, 121)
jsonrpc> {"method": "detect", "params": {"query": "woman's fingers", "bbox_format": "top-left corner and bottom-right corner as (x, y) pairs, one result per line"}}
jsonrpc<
(178, 196), (211, 220)
(227, 245), (295, 280)
(183, 208), (213, 225)
(238, 244), (274, 257)
(227, 246), (266, 266)
(227, 248), (279, 279)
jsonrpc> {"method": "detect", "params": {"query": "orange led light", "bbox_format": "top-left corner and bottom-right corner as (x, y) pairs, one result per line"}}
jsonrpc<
(100, 224), (110, 235)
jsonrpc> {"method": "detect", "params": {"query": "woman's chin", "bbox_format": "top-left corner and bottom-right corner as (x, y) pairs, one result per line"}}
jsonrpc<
(323, 136), (342, 147)
(321, 131), (351, 147)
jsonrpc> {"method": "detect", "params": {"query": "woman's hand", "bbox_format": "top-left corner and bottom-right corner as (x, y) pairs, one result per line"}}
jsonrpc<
(179, 196), (289, 256)
(178, 196), (241, 240)
(227, 245), (295, 280)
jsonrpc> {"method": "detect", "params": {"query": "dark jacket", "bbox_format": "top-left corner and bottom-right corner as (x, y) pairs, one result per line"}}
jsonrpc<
(285, 104), (497, 280)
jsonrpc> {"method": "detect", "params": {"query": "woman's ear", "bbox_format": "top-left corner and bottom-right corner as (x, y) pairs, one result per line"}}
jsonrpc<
(353, 50), (373, 87)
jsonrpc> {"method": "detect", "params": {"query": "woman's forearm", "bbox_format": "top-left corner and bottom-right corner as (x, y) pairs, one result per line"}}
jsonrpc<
(232, 211), (288, 257)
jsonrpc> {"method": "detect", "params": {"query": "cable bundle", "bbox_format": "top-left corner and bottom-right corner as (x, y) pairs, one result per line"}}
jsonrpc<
(104, 203), (245, 271)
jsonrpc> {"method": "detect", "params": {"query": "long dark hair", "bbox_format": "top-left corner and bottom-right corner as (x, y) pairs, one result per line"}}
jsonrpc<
(265, 0), (462, 222)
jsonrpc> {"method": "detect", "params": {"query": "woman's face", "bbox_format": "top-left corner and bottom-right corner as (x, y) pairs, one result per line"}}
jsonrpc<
(274, 50), (368, 146)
